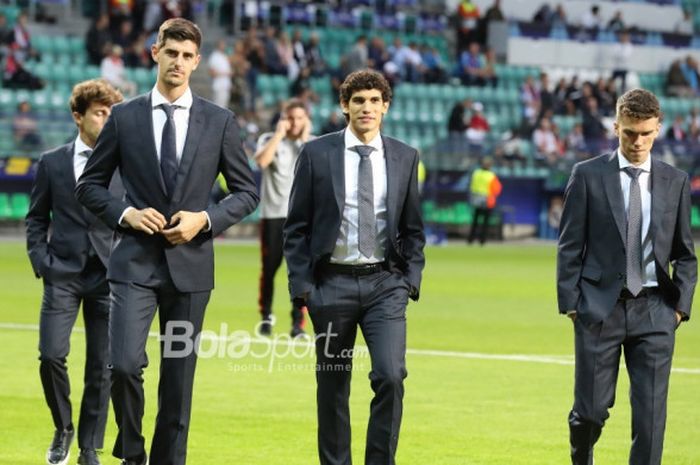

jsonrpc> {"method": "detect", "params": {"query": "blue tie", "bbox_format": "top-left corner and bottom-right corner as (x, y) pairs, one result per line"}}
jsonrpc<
(159, 104), (178, 197)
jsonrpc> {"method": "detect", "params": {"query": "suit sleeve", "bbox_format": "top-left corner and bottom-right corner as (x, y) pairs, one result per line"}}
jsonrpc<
(206, 113), (259, 236)
(670, 173), (697, 319)
(398, 148), (426, 301)
(75, 110), (130, 228)
(283, 145), (314, 299)
(557, 163), (587, 314)
(25, 156), (51, 277)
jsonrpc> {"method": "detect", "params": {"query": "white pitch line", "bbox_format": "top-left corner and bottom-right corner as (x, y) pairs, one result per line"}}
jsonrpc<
(2, 322), (699, 375)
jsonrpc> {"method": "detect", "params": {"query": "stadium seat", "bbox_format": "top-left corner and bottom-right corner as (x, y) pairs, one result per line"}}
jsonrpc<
(0, 193), (12, 219)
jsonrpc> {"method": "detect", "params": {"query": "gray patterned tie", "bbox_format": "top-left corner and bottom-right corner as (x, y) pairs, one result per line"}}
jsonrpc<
(624, 166), (643, 296)
(159, 103), (178, 197)
(352, 145), (376, 258)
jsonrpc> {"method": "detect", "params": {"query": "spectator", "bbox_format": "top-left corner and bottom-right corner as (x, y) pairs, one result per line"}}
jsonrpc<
(12, 101), (42, 150)
(666, 115), (686, 141)
(581, 97), (607, 143)
(208, 39), (232, 109)
(368, 36), (389, 71)
(483, 0), (505, 23)
(100, 45), (137, 96)
(342, 35), (368, 76)
(466, 101), (490, 146)
(12, 12), (39, 62)
(532, 117), (560, 162)
(2, 44), (44, 89)
(244, 26), (264, 111)
(611, 31), (633, 93)
(0, 13), (12, 46)
(291, 29), (307, 70)
(675, 10), (694, 36)
(607, 10), (625, 32)
(456, 0), (481, 50)
(538, 72), (554, 118)
(665, 59), (693, 97)
(680, 55), (700, 95)
(262, 26), (286, 75)
(448, 99), (470, 136)
(391, 40), (423, 83)
(458, 41), (485, 86)
(481, 47), (498, 87)
(290, 65), (313, 99)
(276, 31), (298, 80)
(566, 123), (587, 154)
(580, 5), (602, 32)
(532, 4), (553, 25)
(520, 75), (541, 124)
(321, 111), (345, 134)
(422, 45), (447, 84)
(552, 3), (567, 28)
(112, 19), (134, 49)
(552, 77), (569, 114)
(305, 32), (327, 76)
(595, 77), (616, 116)
(230, 41), (251, 117)
(86, 13), (111, 66)
(687, 107), (700, 129)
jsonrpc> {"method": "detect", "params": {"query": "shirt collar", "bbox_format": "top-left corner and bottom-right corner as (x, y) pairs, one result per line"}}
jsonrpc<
(617, 149), (651, 173)
(74, 135), (93, 157)
(344, 127), (383, 153)
(151, 85), (193, 110)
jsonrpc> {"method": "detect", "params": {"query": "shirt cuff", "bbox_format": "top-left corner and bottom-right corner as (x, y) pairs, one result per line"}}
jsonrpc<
(202, 212), (211, 232)
(566, 310), (577, 316)
(118, 207), (135, 227)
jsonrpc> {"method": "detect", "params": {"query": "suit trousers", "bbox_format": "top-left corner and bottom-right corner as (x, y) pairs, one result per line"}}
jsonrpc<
(258, 218), (303, 325)
(38, 255), (110, 449)
(570, 291), (677, 465)
(468, 206), (492, 244)
(307, 268), (410, 465)
(108, 256), (210, 465)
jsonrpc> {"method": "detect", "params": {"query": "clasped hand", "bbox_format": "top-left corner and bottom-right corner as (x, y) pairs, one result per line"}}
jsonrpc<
(123, 208), (207, 245)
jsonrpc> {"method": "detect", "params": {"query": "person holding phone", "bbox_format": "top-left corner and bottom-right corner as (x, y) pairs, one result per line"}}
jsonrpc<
(254, 98), (313, 337)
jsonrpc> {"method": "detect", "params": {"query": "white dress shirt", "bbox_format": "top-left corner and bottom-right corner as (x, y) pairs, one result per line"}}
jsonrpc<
(617, 150), (657, 287)
(151, 85), (192, 163)
(331, 129), (388, 264)
(73, 135), (93, 181)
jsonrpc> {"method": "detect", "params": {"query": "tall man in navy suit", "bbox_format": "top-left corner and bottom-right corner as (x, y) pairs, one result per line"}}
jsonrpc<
(284, 69), (425, 465)
(76, 19), (258, 465)
(26, 79), (123, 465)
(558, 88), (697, 465)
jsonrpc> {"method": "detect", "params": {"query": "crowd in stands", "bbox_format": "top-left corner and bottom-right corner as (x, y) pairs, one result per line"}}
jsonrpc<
(1, 11), (44, 90)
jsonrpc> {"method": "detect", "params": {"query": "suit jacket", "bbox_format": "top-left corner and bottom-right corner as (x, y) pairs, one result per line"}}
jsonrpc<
(557, 152), (697, 323)
(75, 92), (259, 292)
(284, 130), (425, 301)
(26, 142), (121, 283)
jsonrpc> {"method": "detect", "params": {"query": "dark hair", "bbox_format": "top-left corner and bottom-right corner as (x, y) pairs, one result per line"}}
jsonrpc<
(339, 69), (392, 106)
(616, 88), (662, 121)
(156, 18), (202, 50)
(284, 98), (308, 115)
(70, 79), (123, 115)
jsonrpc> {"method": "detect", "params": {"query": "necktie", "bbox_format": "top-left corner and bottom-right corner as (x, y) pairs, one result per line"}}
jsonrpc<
(159, 104), (178, 197)
(352, 145), (376, 258)
(623, 166), (643, 296)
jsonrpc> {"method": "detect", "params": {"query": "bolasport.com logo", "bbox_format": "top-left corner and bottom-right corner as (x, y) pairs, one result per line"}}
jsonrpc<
(160, 320), (368, 373)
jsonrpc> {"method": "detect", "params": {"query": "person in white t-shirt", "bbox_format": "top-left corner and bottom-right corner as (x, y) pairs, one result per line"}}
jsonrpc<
(208, 39), (232, 108)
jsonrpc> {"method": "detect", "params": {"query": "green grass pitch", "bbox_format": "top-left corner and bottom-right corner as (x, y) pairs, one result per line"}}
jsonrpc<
(0, 240), (698, 464)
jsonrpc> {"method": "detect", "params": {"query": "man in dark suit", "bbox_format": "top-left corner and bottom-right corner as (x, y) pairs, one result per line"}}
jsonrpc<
(557, 88), (697, 465)
(284, 69), (425, 465)
(26, 79), (124, 465)
(75, 19), (258, 465)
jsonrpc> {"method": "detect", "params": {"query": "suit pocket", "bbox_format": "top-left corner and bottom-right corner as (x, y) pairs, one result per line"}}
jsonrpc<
(581, 265), (602, 283)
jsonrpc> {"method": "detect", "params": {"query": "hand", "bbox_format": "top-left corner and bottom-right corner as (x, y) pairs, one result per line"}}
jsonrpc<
(123, 207), (167, 234)
(675, 310), (683, 326)
(275, 118), (291, 137)
(161, 211), (208, 245)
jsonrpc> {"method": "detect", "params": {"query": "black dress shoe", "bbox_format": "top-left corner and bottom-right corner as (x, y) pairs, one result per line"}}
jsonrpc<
(77, 449), (101, 465)
(46, 427), (74, 465)
(290, 325), (307, 338)
(120, 452), (147, 465)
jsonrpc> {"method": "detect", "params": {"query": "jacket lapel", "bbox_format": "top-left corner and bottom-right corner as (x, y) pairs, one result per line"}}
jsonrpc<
(602, 152), (626, 246)
(171, 96), (204, 204)
(61, 142), (76, 189)
(650, 158), (668, 243)
(329, 130), (345, 215)
(139, 94), (168, 197)
(382, 135), (400, 232)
